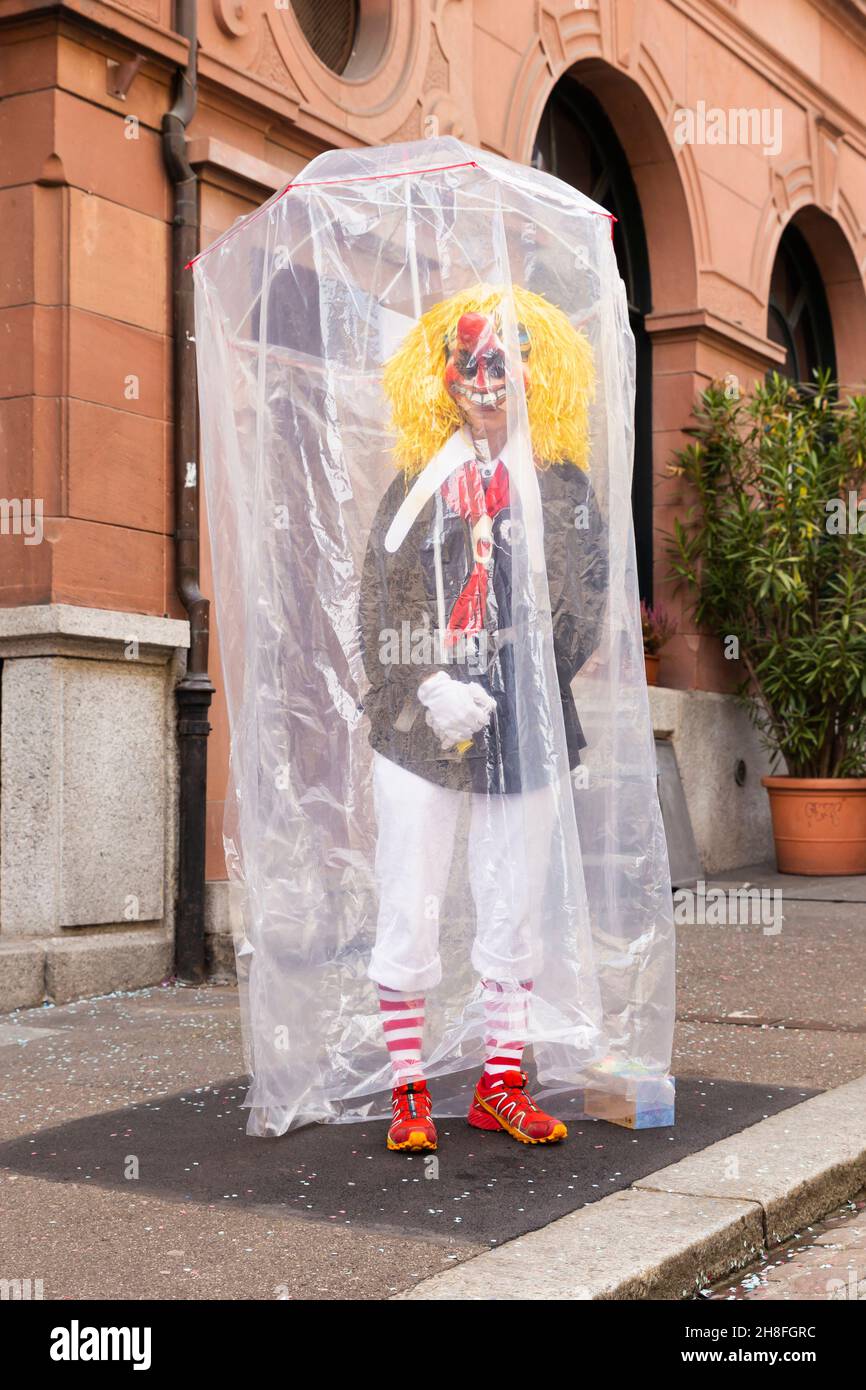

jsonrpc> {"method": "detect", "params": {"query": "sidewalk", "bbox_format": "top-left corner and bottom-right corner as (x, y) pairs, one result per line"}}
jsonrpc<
(673, 862), (866, 1090)
(0, 865), (863, 1300)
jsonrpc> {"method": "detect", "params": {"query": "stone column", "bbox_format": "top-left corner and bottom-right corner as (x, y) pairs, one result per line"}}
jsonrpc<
(0, 604), (188, 1009)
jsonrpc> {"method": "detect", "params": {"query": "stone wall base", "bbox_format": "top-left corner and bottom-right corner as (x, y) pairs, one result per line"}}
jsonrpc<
(0, 605), (187, 1015)
(649, 686), (777, 874)
(0, 928), (173, 1012)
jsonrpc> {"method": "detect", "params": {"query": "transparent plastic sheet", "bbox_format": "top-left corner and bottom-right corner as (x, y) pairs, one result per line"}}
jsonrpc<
(193, 137), (675, 1135)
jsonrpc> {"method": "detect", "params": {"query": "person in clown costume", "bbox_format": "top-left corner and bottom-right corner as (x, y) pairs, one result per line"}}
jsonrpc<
(359, 284), (606, 1152)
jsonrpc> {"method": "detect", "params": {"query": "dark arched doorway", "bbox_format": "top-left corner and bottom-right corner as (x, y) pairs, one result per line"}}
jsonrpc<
(767, 222), (837, 382)
(532, 75), (654, 600)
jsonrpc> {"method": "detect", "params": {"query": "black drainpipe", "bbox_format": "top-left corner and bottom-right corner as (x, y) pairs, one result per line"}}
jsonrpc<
(162, 0), (213, 984)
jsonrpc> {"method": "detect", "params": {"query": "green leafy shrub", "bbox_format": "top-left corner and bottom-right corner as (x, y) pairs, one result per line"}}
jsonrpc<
(669, 372), (866, 778)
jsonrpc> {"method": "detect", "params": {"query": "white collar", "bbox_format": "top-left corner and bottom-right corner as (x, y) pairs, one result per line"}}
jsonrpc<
(384, 430), (513, 554)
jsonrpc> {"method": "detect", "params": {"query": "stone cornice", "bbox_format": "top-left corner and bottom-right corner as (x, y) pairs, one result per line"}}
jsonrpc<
(0, 1), (186, 64)
(0, 604), (189, 662)
(188, 136), (306, 197)
(645, 307), (788, 372)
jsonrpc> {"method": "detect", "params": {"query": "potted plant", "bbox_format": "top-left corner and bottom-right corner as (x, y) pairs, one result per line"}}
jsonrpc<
(669, 371), (866, 873)
(640, 600), (676, 686)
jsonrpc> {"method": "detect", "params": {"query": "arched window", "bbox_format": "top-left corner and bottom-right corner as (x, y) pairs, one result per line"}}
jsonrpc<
(533, 76), (654, 600)
(767, 224), (836, 383)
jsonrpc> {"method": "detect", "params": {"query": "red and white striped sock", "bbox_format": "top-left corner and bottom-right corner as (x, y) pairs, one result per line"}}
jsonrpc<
(378, 985), (426, 1087)
(481, 978), (532, 1081)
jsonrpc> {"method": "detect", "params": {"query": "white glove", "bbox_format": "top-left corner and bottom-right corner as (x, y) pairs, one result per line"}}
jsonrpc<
(418, 671), (496, 750)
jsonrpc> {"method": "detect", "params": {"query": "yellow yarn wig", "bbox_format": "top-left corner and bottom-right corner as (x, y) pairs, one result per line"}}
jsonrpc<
(382, 284), (595, 475)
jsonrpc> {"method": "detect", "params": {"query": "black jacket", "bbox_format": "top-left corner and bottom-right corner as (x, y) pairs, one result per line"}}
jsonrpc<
(359, 458), (607, 793)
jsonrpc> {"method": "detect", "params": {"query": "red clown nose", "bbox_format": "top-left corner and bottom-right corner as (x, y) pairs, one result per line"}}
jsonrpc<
(456, 312), (489, 347)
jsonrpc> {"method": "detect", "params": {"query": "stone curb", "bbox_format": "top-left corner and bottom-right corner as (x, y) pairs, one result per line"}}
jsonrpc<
(396, 1189), (763, 1300)
(397, 1073), (866, 1300)
(635, 1072), (866, 1246)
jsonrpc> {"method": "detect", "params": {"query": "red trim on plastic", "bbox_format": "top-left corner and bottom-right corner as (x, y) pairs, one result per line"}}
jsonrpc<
(187, 160), (618, 270)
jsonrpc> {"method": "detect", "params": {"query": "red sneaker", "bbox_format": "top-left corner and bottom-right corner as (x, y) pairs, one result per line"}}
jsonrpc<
(468, 1070), (567, 1144)
(387, 1080), (437, 1152)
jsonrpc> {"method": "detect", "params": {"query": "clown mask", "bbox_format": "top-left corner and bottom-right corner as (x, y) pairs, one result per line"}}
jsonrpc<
(443, 312), (530, 444)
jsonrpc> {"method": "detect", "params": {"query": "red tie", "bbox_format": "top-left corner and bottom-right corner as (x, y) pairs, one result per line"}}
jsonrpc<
(441, 459), (510, 645)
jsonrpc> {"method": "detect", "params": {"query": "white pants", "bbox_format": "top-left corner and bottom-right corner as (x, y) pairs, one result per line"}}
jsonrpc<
(367, 752), (555, 992)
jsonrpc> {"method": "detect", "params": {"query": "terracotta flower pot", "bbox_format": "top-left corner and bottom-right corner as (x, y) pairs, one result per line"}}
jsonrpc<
(644, 653), (660, 686)
(762, 776), (866, 875)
